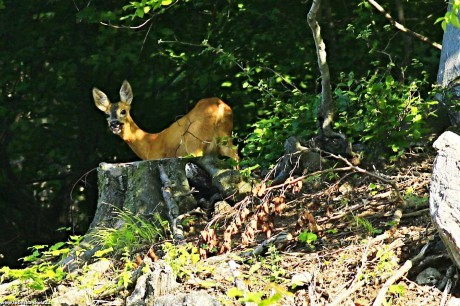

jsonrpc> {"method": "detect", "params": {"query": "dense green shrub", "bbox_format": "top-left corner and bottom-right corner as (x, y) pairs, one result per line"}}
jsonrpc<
(241, 93), (318, 169)
(334, 63), (437, 159)
(242, 63), (437, 168)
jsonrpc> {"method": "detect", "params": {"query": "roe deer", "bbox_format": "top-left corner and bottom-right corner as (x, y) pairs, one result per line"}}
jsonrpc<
(92, 81), (238, 161)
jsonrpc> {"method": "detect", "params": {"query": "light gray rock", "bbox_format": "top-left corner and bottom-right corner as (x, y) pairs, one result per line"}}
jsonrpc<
(153, 291), (221, 306)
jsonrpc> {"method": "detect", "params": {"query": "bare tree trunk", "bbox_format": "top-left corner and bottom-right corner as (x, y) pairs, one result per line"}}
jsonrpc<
(307, 0), (350, 148)
(60, 156), (249, 271)
(307, 0), (335, 138)
(437, 4), (460, 127)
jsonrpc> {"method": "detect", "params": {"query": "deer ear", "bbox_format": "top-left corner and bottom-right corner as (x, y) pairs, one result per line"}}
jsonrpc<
(120, 80), (133, 105)
(93, 88), (110, 112)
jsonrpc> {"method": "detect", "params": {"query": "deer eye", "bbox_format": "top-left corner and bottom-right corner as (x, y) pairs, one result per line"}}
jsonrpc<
(120, 109), (127, 115)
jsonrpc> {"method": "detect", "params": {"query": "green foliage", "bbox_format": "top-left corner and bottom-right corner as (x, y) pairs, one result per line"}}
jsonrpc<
(334, 63), (436, 160)
(436, 0), (460, 30)
(0, 236), (81, 293)
(161, 242), (208, 281)
(89, 209), (167, 254)
(117, 248), (138, 289)
(242, 94), (318, 168)
(403, 188), (428, 207)
(388, 284), (406, 296)
(227, 284), (288, 306)
(121, 0), (176, 20)
(368, 182), (385, 195)
(263, 245), (287, 283)
(374, 246), (399, 278)
(298, 230), (318, 247)
(354, 217), (382, 236)
(0, 263), (66, 292)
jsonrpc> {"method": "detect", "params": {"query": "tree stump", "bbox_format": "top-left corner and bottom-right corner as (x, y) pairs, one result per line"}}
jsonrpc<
(61, 155), (249, 270)
(430, 131), (460, 268)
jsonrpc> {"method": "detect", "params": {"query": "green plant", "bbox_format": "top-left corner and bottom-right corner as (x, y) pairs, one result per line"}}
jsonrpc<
(436, 0), (460, 30)
(264, 245), (287, 283)
(354, 217), (382, 236)
(0, 235), (81, 293)
(374, 246), (399, 280)
(404, 187), (429, 207)
(242, 94), (318, 169)
(121, 0), (175, 20)
(227, 283), (289, 306)
(368, 182), (385, 195)
(299, 230), (318, 249)
(0, 263), (66, 292)
(89, 209), (168, 254)
(298, 230), (318, 247)
(161, 242), (208, 281)
(334, 64), (436, 161)
(116, 248), (139, 289)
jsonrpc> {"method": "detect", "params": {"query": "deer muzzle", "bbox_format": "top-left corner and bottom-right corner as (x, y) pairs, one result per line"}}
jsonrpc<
(109, 120), (123, 135)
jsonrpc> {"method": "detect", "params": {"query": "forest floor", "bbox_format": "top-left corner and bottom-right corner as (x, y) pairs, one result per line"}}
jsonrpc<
(169, 148), (450, 306)
(0, 148), (456, 305)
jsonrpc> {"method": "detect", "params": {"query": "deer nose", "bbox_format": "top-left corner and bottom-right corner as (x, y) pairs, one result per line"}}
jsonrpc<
(109, 120), (120, 128)
(108, 120), (123, 134)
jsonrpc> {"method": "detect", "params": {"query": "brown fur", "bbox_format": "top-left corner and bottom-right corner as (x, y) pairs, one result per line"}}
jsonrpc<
(93, 81), (238, 161)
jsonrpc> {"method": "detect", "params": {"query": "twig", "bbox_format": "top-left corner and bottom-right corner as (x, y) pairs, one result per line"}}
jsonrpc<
(239, 232), (292, 258)
(228, 260), (257, 306)
(321, 151), (405, 204)
(367, 0), (442, 50)
(400, 208), (429, 218)
(70, 168), (97, 202)
(440, 278), (452, 306)
(309, 269), (318, 306)
(372, 243), (429, 306)
(266, 166), (352, 191)
(372, 260), (412, 306)
(329, 235), (388, 306)
(328, 280), (365, 306)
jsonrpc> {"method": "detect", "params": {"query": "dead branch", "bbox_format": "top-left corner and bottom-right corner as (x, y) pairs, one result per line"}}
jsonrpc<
(367, 0), (442, 50)
(400, 208), (429, 218)
(239, 232), (292, 258)
(328, 280), (365, 306)
(372, 243), (430, 306)
(321, 151), (405, 204)
(266, 166), (352, 192)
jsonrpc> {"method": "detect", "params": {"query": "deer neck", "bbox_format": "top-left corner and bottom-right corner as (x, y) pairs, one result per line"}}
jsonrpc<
(120, 115), (158, 159)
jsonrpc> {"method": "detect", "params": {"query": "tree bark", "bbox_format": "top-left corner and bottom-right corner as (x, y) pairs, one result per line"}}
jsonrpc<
(430, 6), (460, 269)
(430, 131), (460, 269)
(307, 0), (335, 137)
(307, 0), (351, 154)
(61, 155), (249, 270)
(437, 4), (460, 126)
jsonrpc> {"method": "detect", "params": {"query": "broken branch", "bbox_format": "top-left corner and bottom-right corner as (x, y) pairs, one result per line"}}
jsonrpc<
(367, 0), (442, 50)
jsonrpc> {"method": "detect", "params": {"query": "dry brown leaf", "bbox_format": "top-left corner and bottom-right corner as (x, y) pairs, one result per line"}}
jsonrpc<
(147, 248), (159, 262)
